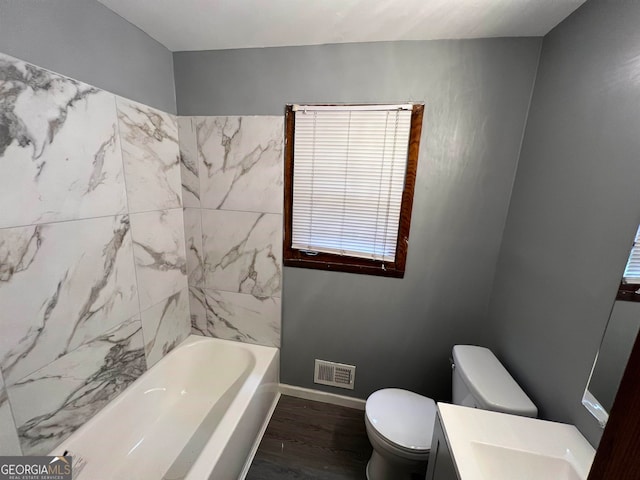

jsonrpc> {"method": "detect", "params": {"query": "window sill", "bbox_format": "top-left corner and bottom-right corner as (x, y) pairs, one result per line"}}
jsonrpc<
(616, 283), (640, 302)
(283, 257), (405, 278)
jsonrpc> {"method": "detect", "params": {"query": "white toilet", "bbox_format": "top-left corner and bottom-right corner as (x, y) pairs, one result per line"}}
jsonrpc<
(364, 345), (538, 480)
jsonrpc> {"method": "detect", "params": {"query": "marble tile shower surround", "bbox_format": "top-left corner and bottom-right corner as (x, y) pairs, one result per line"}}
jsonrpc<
(0, 370), (21, 455)
(0, 51), (283, 456)
(0, 51), (188, 455)
(8, 317), (146, 456)
(0, 215), (139, 385)
(189, 286), (281, 348)
(178, 116), (200, 208)
(141, 287), (191, 367)
(179, 115), (284, 348)
(0, 54), (127, 229)
(118, 97), (182, 213)
(130, 208), (188, 311)
(183, 206), (205, 286)
(196, 116), (284, 214)
(200, 209), (282, 299)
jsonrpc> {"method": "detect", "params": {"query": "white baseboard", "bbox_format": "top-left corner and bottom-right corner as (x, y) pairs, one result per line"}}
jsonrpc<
(279, 384), (366, 410)
(238, 392), (281, 480)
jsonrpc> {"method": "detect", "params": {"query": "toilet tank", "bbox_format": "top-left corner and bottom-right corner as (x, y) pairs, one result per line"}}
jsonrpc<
(452, 345), (538, 418)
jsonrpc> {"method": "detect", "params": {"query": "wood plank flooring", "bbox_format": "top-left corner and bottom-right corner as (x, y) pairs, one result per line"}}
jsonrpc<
(246, 395), (372, 480)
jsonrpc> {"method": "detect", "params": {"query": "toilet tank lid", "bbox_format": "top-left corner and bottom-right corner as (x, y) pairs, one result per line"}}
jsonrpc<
(453, 345), (538, 417)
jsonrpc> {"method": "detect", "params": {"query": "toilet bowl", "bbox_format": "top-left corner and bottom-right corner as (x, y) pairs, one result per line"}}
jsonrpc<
(364, 345), (538, 480)
(364, 388), (436, 480)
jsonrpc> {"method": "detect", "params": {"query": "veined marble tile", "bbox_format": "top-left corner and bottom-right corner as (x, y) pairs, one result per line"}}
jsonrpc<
(188, 286), (207, 334)
(178, 117), (200, 208)
(183, 208), (204, 287)
(141, 288), (190, 368)
(0, 215), (139, 385)
(196, 116), (283, 214)
(201, 210), (282, 299)
(7, 317), (145, 456)
(117, 97), (181, 213)
(130, 208), (187, 311)
(0, 370), (21, 455)
(0, 52), (127, 229)
(189, 287), (280, 348)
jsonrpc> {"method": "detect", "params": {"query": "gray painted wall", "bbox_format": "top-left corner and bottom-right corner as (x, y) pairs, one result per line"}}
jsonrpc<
(175, 39), (542, 401)
(0, 0), (176, 113)
(487, 0), (640, 446)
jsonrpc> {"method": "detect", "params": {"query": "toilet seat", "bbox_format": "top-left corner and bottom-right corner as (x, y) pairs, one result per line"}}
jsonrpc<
(365, 388), (436, 453)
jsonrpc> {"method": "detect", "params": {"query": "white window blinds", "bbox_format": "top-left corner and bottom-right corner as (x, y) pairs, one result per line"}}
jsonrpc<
(291, 104), (413, 262)
(623, 225), (640, 284)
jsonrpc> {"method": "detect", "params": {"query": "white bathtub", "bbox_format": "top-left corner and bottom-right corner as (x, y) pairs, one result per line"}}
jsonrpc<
(50, 335), (279, 480)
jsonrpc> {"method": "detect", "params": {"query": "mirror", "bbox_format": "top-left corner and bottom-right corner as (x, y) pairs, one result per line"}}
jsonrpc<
(583, 225), (640, 426)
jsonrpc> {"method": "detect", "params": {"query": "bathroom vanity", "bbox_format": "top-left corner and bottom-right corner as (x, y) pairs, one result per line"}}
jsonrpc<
(425, 403), (595, 480)
(425, 412), (458, 480)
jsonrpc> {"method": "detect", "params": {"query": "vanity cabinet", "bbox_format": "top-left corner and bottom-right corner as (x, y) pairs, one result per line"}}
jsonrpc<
(427, 403), (595, 480)
(425, 413), (459, 480)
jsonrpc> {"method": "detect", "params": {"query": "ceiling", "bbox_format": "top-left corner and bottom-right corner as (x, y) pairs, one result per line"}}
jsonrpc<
(97, 0), (586, 52)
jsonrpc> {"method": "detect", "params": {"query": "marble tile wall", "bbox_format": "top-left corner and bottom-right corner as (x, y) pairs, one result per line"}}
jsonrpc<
(0, 371), (21, 455)
(0, 52), (189, 455)
(180, 116), (284, 348)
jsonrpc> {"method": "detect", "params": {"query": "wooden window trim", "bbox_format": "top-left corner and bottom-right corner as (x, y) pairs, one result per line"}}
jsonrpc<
(616, 282), (640, 302)
(283, 103), (424, 278)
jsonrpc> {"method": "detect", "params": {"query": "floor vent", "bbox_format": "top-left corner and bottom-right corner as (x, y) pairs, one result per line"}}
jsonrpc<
(314, 359), (355, 390)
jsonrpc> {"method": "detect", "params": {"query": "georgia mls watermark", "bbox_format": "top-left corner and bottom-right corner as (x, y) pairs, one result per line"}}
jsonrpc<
(0, 456), (72, 480)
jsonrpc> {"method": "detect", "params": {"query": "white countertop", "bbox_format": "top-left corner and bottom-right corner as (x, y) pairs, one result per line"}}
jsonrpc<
(438, 403), (596, 480)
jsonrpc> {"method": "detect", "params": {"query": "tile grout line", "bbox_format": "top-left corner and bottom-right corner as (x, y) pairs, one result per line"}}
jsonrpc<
(115, 95), (149, 369)
(0, 206), (186, 233)
(0, 369), (24, 455)
(196, 116), (212, 329)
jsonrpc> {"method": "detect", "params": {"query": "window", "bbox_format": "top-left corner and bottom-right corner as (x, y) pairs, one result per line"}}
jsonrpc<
(617, 224), (640, 301)
(283, 103), (424, 278)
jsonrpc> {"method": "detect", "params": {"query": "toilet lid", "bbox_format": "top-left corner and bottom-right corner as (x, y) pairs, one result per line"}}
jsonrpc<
(365, 389), (436, 451)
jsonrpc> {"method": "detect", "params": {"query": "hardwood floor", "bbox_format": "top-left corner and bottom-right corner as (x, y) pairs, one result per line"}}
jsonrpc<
(246, 395), (372, 480)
